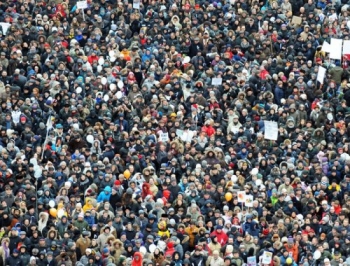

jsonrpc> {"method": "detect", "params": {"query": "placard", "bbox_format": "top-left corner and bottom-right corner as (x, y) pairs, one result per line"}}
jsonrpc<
(247, 256), (257, 266)
(211, 78), (222, 86)
(0, 23), (10, 35)
(291, 16), (302, 25)
(321, 41), (332, 53)
(133, 0), (140, 9)
(176, 129), (196, 142)
(317, 66), (326, 84)
(76, 1), (88, 9)
(343, 40), (350, 55)
(264, 121), (278, 140)
(237, 191), (246, 203)
(245, 195), (254, 207)
(160, 132), (169, 142)
(329, 38), (343, 60)
(262, 251), (273, 264)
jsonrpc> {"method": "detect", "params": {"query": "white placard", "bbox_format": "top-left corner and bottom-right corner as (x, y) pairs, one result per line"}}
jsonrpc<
(133, 0), (140, 9)
(76, 1), (88, 9)
(212, 78), (222, 86)
(321, 41), (332, 53)
(330, 38), (343, 60)
(264, 121), (278, 141)
(343, 40), (350, 55)
(181, 130), (194, 142)
(262, 251), (273, 264)
(160, 132), (169, 142)
(0, 23), (10, 35)
(317, 66), (326, 84)
(247, 256), (257, 266)
(245, 195), (254, 207)
(237, 191), (246, 203)
(176, 129), (183, 138)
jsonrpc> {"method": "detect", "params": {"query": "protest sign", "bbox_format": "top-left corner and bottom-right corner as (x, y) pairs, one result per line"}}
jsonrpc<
(264, 121), (278, 140)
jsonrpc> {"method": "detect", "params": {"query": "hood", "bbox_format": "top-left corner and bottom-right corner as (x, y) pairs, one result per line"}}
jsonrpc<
(47, 229), (58, 239)
(142, 183), (150, 190)
(132, 252), (143, 265)
(313, 128), (325, 137)
(39, 212), (49, 223)
(113, 239), (123, 249)
(158, 221), (167, 230)
(104, 186), (112, 193)
(171, 15), (180, 25)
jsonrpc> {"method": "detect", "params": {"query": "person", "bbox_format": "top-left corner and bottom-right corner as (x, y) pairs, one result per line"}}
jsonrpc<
(0, 0), (349, 265)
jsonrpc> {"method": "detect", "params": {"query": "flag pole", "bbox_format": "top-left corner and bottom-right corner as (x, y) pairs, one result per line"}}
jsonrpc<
(41, 116), (52, 160)
(41, 129), (49, 160)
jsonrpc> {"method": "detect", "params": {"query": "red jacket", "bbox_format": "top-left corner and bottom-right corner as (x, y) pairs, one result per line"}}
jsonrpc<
(164, 242), (176, 258)
(88, 55), (99, 64)
(210, 230), (228, 245)
(201, 125), (215, 137)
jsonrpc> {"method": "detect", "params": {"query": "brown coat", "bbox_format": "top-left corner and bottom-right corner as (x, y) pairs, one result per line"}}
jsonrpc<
(112, 239), (125, 262)
(152, 253), (165, 265)
(75, 237), (91, 255)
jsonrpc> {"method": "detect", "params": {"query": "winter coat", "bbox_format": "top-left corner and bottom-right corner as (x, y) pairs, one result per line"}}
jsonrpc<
(97, 186), (112, 203)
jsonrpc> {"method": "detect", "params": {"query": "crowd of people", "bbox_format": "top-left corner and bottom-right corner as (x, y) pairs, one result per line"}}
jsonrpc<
(0, 0), (349, 265)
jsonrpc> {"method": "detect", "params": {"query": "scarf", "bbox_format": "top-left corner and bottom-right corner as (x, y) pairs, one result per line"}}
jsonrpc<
(2, 243), (9, 259)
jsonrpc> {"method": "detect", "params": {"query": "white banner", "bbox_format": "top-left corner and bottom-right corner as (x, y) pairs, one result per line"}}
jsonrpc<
(330, 38), (343, 60)
(343, 40), (350, 55)
(321, 41), (331, 53)
(264, 121), (278, 140)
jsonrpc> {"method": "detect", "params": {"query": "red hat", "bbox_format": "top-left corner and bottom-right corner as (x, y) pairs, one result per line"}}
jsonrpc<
(263, 229), (270, 236)
(114, 180), (121, 186)
(163, 190), (171, 199)
(316, 58), (322, 63)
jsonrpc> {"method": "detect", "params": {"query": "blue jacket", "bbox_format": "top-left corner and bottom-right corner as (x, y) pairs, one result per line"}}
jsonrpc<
(85, 216), (95, 227)
(97, 186), (112, 203)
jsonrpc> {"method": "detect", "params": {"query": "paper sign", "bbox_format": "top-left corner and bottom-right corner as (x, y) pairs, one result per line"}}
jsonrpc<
(291, 16), (302, 25)
(181, 130), (194, 142)
(330, 38), (343, 60)
(322, 41), (332, 53)
(247, 256), (257, 266)
(76, 1), (88, 9)
(176, 129), (183, 138)
(160, 132), (169, 142)
(212, 78), (222, 86)
(262, 251), (273, 264)
(245, 195), (254, 207)
(0, 23), (10, 35)
(237, 191), (246, 203)
(264, 121), (278, 141)
(317, 66), (326, 84)
(133, 0), (140, 9)
(343, 40), (350, 55)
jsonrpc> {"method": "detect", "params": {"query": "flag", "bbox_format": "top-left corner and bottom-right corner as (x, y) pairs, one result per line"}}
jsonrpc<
(46, 116), (53, 131)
